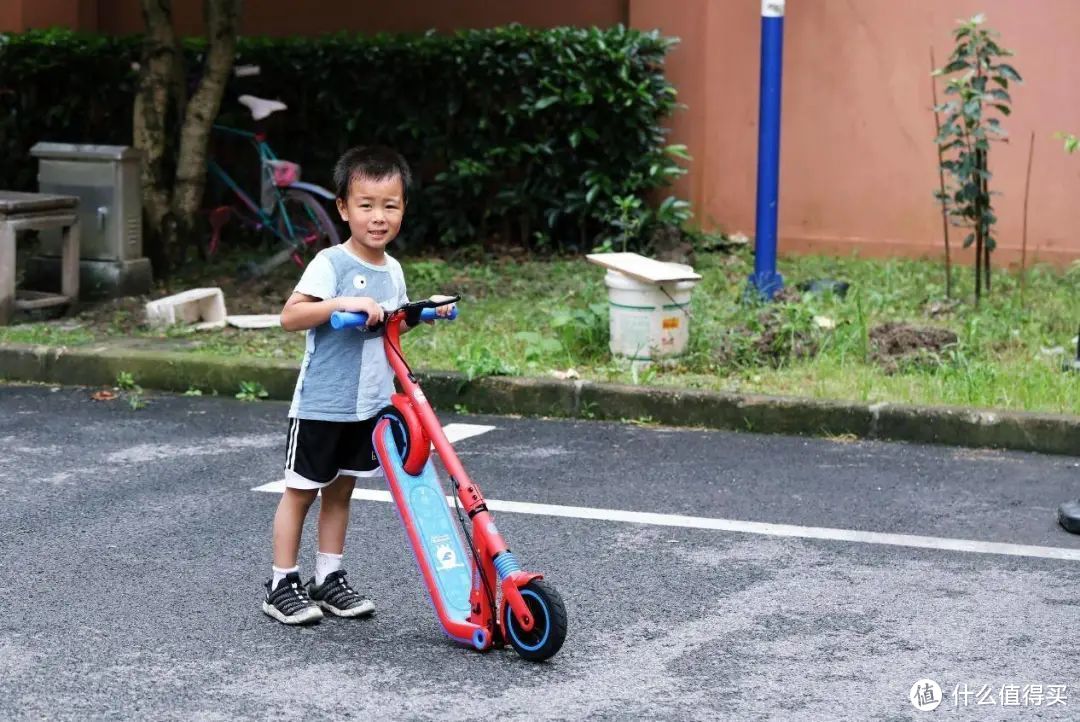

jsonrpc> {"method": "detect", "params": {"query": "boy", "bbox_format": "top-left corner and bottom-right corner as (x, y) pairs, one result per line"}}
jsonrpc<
(263, 145), (452, 625)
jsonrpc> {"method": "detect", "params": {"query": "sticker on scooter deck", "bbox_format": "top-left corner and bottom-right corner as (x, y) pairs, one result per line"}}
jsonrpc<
(376, 424), (473, 623)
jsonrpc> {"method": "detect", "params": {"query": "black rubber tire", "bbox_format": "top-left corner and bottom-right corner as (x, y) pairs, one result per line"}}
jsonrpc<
(503, 579), (567, 662)
(374, 406), (410, 460)
(1058, 500), (1080, 534)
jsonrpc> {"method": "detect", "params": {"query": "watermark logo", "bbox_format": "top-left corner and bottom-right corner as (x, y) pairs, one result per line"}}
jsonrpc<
(909, 680), (1068, 711)
(910, 679), (943, 711)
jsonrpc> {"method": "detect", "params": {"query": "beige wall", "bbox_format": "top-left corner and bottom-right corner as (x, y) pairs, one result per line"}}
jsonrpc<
(6, 0), (1080, 265)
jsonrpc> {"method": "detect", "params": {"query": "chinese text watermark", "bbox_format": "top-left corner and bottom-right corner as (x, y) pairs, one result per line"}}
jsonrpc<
(910, 680), (1068, 711)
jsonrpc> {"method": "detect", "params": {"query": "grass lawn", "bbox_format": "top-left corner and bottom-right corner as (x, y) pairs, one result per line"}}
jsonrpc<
(4, 249), (1079, 415)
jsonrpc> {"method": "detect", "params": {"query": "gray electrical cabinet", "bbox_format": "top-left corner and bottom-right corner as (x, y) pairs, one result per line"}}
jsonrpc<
(26, 143), (152, 298)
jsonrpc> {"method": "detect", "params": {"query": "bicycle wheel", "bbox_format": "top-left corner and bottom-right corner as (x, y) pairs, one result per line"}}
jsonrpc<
(275, 189), (342, 265)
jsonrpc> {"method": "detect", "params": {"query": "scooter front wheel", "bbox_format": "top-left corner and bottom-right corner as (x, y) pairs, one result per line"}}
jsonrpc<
(504, 580), (567, 662)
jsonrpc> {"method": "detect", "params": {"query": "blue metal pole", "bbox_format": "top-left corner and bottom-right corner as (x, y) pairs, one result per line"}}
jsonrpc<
(749, 0), (785, 300)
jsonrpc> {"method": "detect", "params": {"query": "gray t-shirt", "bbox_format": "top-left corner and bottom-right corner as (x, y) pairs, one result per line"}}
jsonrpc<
(288, 245), (408, 421)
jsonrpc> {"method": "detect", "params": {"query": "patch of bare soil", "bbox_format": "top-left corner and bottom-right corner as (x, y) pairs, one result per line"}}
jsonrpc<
(869, 321), (958, 374)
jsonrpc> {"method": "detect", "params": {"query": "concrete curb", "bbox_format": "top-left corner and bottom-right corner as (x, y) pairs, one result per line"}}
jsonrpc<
(1, 342), (1078, 456)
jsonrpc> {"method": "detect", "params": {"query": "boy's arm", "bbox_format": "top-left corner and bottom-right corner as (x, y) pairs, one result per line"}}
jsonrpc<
(280, 292), (384, 331)
(280, 252), (384, 331)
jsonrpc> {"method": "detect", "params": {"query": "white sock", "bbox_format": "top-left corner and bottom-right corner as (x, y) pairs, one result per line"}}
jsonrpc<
(272, 565), (299, 591)
(315, 552), (343, 586)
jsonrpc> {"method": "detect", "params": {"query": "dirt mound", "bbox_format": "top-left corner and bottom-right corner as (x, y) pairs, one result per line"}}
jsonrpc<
(869, 322), (958, 374)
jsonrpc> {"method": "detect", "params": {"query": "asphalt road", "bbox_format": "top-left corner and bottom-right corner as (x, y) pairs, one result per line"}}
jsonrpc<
(1, 383), (1079, 721)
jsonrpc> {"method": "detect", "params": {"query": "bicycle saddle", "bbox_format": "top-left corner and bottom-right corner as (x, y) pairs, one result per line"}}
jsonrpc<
(238, 94), (287, 121)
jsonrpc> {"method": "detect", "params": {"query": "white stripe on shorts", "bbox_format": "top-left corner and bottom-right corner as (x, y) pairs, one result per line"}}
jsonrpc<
(339, 468), (383, 478)
(286, 418), (300, 470)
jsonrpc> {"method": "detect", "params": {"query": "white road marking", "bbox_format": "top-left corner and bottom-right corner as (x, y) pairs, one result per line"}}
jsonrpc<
(250, 482), (1080, 563)
(441, 423), (497, 444)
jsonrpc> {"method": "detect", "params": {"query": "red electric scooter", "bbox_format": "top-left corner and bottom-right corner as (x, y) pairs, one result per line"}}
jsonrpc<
(331, 297), (567, 662)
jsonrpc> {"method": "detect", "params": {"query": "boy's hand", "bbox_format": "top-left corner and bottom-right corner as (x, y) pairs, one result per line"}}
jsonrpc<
(427, 294), (457, 325)
(429, 302), (456, 324)
(335, 296), (384, 327)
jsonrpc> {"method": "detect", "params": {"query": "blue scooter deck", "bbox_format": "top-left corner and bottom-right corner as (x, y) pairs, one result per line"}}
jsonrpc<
(375, 424), (473, 624)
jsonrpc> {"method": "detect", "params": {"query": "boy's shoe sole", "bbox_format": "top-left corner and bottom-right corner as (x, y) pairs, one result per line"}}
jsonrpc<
(262, 600), (324, 625)
(317, 599), (375, 618)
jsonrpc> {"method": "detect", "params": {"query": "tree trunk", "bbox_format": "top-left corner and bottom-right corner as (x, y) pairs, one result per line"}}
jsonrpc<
(133, 0), (181, 278)
(133, 0), (240, 277)
(973, 60), (987, 303)
(981, 156), (992, 294)
(976, 223), (984, 306)
(170, 0), (241, 260)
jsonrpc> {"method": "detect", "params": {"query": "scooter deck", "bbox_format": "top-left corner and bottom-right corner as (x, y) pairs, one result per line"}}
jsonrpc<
(375, 424), (473, 624)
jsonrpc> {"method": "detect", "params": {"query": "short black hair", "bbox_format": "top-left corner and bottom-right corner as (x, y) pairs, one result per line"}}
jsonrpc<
(333, 145), (413, 203)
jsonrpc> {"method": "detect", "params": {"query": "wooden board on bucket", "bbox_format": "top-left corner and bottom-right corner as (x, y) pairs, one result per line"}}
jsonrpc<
(585, 252), (701, 284)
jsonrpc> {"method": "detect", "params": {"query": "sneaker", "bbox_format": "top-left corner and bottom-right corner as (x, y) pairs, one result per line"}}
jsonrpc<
(306, 570), (375, 618)
(263, 571), (323, 625)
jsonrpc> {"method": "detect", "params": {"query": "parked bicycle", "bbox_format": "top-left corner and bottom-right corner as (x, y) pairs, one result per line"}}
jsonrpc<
(206, 78), (340, 277)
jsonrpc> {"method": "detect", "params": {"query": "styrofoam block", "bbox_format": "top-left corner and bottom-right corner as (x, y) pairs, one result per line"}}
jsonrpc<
(226, 314), (281, 329)
(145, 287), (227, 328)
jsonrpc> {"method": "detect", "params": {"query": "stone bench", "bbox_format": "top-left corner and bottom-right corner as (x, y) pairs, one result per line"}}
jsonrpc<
(0, 191), (80, 325)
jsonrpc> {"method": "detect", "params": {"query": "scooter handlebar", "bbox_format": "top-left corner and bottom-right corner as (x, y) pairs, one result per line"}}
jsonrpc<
(330, 306), (458, 330)
(329, 311), (369, 329)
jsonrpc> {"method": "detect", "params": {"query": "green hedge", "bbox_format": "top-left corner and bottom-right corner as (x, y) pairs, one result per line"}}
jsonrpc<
(0, 31), (139, 191)
(0, 26), (689, 251)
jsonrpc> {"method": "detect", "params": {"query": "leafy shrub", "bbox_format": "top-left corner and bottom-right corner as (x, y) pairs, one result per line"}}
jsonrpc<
(0, 26), (689, 252)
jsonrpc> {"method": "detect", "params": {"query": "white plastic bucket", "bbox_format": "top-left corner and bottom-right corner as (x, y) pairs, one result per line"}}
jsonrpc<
(604, 269), (698, 360)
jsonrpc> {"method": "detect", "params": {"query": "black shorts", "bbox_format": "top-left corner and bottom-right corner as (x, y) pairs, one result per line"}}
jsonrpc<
(283, 417), (381, 489)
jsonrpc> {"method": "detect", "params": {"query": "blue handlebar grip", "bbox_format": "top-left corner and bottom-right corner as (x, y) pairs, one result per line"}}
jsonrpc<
(419, 307), (458, 321)
(331, 306), (457, 329)
(330, 311), (368, 329)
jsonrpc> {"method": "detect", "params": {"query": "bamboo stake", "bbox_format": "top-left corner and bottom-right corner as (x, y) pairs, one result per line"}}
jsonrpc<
(1020, 130), (1034, 307)
(930, 47), (953, 299)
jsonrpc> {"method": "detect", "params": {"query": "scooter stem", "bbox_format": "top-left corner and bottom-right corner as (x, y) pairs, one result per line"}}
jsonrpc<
(384, 315), (487, 503)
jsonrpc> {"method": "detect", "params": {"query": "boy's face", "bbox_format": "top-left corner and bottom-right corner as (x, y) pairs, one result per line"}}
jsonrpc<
(335, 173), (405, 255)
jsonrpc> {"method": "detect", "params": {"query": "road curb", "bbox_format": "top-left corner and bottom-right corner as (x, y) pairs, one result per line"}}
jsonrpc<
(1, 342), (1077, 456)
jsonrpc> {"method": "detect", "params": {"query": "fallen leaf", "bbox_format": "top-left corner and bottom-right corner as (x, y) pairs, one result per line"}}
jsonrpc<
(91, 390), (117, 401)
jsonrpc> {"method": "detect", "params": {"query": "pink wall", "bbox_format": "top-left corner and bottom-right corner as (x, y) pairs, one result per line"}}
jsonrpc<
(655, 0), (1080, 266)
(96, 0), (625, 36)
(0, 3), (22, 32)
(627, 0), (707, 213)
(1, 0), (97, 31)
